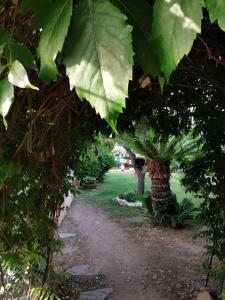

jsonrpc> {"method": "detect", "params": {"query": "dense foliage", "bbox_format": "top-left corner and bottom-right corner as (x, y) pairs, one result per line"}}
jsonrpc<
(0, 1), (225, 126)
(117, 64), (225, 293)
(116, 128), (200, 225)
(75, 137), (114, 183)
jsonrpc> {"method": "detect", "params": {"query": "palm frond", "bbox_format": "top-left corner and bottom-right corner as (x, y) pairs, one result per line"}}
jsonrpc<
(116, 129), (202, 163)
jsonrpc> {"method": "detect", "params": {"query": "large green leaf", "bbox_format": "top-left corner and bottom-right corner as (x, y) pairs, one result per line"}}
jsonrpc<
(151, 0), (202, 81)
(206, 0), (225, 31)
(64, 0), (133, 126)
(113, 0), (160, 76)
(38, 0), (72, 83)
(0, 79), (14, 118)
(8, 60), (38, 90)
(6, 42), (36, 70)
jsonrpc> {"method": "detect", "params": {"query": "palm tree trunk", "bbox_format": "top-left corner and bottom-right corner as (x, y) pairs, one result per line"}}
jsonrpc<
(147, 159), (177, 224)
(148, 159), (172, 203)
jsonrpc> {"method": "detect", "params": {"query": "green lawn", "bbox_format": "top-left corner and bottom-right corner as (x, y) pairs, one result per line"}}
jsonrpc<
(78, 170), (201, 218)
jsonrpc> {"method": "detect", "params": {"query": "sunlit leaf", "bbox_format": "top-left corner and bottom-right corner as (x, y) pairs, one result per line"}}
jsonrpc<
(206, 0), (225, 31)
(0, 79), (14, 118)
(151, 0), (202, 81)
(38, 0), (72, 83)
(8, 60), (39, 90)
(64, 0), (133, 126)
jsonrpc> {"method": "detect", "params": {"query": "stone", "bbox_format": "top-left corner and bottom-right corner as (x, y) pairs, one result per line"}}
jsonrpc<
(66, 265), (101, 279)
(78, 288), (113, 300)
(196, 290), (212, 300)
(59, 232), (77, 239)
(112, 197), (142, 208)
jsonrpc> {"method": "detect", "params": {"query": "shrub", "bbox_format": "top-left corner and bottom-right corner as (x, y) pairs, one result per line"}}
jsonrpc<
(171, 198), (197, 228)
(119, 192), (137, 203)
(145, 193), (197, 228)
(75, 156), (101, 182)
(82, 176), (97, 184)
(75, 139), (114, 183)
(97, 147), (114, 182)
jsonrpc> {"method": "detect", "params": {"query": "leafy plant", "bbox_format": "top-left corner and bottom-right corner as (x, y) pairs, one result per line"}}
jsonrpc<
(171, 198), (197, 228)
(149, 194), (197, 228)
(0, 1), (225, 125)
(75, 136), (114, 183)
(82, 176), (97, 184)
(31, 287), (60, 300)
(119, 192), (137, 203)
(117, 128), (201, 225)
(75, 155), (101, 182)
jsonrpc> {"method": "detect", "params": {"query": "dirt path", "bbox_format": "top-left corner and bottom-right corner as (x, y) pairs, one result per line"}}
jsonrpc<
(56, 200), (205, 300)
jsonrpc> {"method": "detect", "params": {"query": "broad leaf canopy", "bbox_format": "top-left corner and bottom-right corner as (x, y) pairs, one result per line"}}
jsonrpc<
(1, 0), (225, 125)
(64, 0), (133, 127)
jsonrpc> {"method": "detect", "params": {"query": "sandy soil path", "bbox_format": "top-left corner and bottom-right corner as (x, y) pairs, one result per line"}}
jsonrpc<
(57, 200), (205, 300)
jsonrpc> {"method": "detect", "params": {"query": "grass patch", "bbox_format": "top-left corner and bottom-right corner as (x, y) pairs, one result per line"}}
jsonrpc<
(78, 170), (201, 218)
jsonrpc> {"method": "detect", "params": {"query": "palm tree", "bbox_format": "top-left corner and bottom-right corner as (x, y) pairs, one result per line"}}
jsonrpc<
(116, 129), (201, 222)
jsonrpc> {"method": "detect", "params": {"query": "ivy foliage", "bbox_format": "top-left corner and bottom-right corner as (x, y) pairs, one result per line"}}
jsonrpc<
(0, 0), (225, 125)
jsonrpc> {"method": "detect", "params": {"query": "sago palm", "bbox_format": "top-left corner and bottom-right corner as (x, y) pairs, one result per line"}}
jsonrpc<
(117, 129), (201, 221)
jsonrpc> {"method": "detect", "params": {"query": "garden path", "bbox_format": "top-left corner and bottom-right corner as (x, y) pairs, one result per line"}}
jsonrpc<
(57, 199), (205, 300)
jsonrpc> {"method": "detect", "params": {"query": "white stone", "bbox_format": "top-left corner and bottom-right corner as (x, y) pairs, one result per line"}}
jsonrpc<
(59, 232), (77, 239)
(112, 197), (142, 208)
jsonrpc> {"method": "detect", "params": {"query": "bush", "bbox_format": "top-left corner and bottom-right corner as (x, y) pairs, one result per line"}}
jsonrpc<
(83, 176), (97, 184)
(97, 147), (114, 182)
(75, 156), (101, 182)
(75, 140), (114, 183)
(171, 198), (197, 228)
(119, 192), (137, 203)
(145, 193), (197, 228)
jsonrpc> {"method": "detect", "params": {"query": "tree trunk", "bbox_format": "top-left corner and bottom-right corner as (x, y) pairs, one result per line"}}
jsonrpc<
(136, 169), (145, 195)
(148, 159), (172, 203)
(147, 159), (177, 224)
(126, 148), (146, 195)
